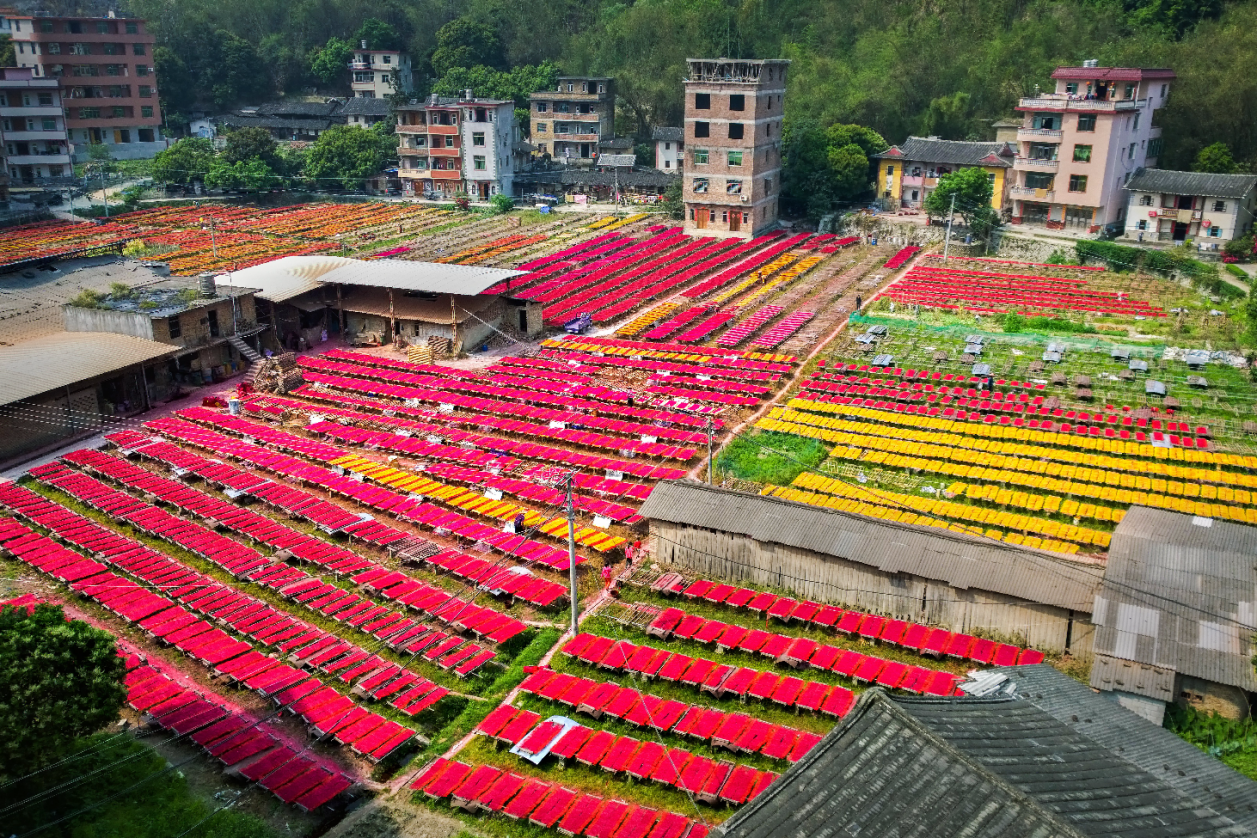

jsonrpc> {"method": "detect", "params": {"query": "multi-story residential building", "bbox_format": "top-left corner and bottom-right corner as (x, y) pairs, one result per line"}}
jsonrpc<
(875, 137), (1014, 212)
(682, 58), (787, 237)
(9, 11), (164, 161)
(653, 126), (683, 172)
(396, 92), (519, 200)
(0, 67), (72, 195)
(348, 45), (413, 99)
(1009, 63), (1176, 232)
(529, 77), (614, 163)
(1123, 169), (1256, 245)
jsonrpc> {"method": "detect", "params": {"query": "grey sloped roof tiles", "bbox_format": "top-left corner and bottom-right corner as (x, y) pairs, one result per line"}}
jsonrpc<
(1126, 169), (1257, 200)
(877, 136), (1015, 167)
(716, 688), (1254, 838)
(1094, 506), (1257, 690)
(638, 481), (1102, 611)
(993, 664), (1257, 832)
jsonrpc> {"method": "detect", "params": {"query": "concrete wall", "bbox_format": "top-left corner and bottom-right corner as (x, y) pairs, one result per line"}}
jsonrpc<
(63, 305), (154, 339)
(652, 520), (1093, 655)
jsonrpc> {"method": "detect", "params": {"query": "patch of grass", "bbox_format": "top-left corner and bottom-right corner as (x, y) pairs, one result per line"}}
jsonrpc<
(1165, 703), (1257, 780)
(715, 431), (827, 486)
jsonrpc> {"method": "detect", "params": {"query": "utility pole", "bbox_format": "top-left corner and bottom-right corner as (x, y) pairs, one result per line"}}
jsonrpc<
(942, 192), (956, 262)
(705, 415), (715, 485)
(206, 217), (218, 260)
(562, 473), (579, 634)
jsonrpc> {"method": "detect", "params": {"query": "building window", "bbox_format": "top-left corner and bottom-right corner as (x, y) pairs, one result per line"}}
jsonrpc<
(118, 129), (131, 142)
(473, 155), (486, 170)
(764, 177), (772, 194)
(1213, 200), (1226, 212)
(382, 54), (391, 64)
(71, 43), (88, 55)
(1065, 82), (1078, 95)
(694, 121), (709, 138)
(103, 42), (119, 55)
(79, 107), (99, 119)
(726, 179), (742, 194)
(139, 86), (152, 98)
(1160, 83), (1167, 97)
(1207, 225), (1222, 237)
(693, 178), (708, 193)
(664, 142), (671, 151)
(1148, 137), (1163, 157)
(1124, 83), (1135, 99)
(728, 122), (744, 140)
(132, 43), (145, 55)
(39, 20), (54, 32)
(598, 83), (605, 93)
(138, 128), (154, 141)
(727, 150), (742, 166)
(1076, 114), (1096, 132)
(886, 165), (894, 175)
(1068, 174), (1088, 192)
(42, 117), (56, 130)
(911, 189), (919, 201)
(113, 107), (126, 118)
(141, 106), (153, 119)
(1128, 143), (1136, 159)
(1137, 220), (1147, 230)
(47, 43), (60, 54)
(693, 149), (708, 165)
(126, 22), (138, 34)
(1025, 173), (1054, 189)
(729, 94), (744, 111)
(168, 316), (182, 339)
(1132, 111), (1140, 130)
(1072, 145), (1091, 162)
(535, 122), (546, 133)
(473, 132), (485, 146)
(695, 93), (710, 109)
(1139, 194), (1153, 205)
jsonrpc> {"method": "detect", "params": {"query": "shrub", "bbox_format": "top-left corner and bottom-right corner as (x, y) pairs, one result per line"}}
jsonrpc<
(68, 289), (104, 308)
(1225, 263), (1249, 279)
(489, 193), (514, 214)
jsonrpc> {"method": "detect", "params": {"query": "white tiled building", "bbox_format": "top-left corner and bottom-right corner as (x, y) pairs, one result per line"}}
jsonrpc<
(1123, 169), (1257, 245)
(653, 126), (683, 172)
(396, 92), (519, 199)
(349, 46), (413, 99)
(0, 67), (72, 195)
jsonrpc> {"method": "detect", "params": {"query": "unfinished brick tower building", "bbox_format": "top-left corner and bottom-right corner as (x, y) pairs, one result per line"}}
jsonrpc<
(682, 58), (788, 237)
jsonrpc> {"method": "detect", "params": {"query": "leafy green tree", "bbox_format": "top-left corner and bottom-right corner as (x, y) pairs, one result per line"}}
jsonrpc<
(0, 603), (126, 778)
(0, 34), (15, 67)
(356, 18), (402, 51)
(153, 47), (195, 111)
(782, 120), (887, 222)
(152, 138), (215, 185)
(208, 30), (269, 107)
(1193, 142), (1241, 174)
(925, 166), (1001, 238)
(310, 36), (354, 85)
(258, 33), (309, 95)
(920, 92), (977, 140)
(304, 125), (392, 189)
(206, 158), (282, 192)
(489, 193), (515, 214)
(221, 126), (283, 171)
(1124, 0), (1222, 38)
(431, 18), (505, 77)
(431, 62), (560, 113)
(660, 177), (684, 220)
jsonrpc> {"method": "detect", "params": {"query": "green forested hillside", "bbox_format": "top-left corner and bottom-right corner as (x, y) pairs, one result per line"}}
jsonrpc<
(126, 0), (1257, 170)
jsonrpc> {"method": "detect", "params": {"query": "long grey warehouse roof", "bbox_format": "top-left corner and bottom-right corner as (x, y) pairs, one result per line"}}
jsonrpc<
(991, 664), (1257, 832)
(1126, 168), (1257, 199)
(716, 688), (1254, 838)
(1094, 505), (1257, 691)
(0, 331), (178, 407)
(638, 481), (1102, 611)
(317, 259), (524, 296)
(213, 256), (524, 300)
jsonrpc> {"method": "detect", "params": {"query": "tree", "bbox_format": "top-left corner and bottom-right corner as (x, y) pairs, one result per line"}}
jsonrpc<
(221, 126), (283, 171)
(430, 18), (505, 77)
(0, 603), (126, 778)
(153, 47), (195, 112)
(660, 177), (684, 220)
(1193, 142), (1241, 174)
(489, 193), (515, 214)
(205, 158), (281, 192)
(431, 62), (559, 111)
(152, 137), (215, 185)
(0, 35), (15, 67)
(782, 120), (888, 222)
(304, 125), (391, 190)
(208, 30), (269, 107)
(356, 18), (402, 51)
(925, 166), (1001, 238)
(919, 92), (977, 141)
(310, 37), (354, 86)
(1124, 0), (1223, 38)
(1246, 287), (1257, 346)
(258, 33), (309, 95)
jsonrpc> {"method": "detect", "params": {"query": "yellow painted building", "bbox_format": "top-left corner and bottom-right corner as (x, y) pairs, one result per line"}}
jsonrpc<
(875, 137), (1015, 213)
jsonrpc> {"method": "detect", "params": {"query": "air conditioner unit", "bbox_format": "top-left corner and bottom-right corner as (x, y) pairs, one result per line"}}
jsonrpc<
(739, 195), (748, 202)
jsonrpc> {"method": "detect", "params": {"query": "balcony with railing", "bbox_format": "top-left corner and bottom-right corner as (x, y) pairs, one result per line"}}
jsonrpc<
(1014, 157), (1059, 171)
(1017, 95), (1145, 112)
(1016, 127), (1063, 142)
(1010, 186), (1055, 201)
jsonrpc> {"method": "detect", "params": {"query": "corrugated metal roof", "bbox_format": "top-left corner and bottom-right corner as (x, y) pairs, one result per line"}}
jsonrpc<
(1127, 168), (1256, 199)
(995, 664), (1257, 833)
(0, 331), (178, 406)
(319, 259), (524, 296)
(639, 481), (1103, 611)
(1093, 505), (1257, 690)
(717, 688), (1253, 838)
(216, 256), (357, 303)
